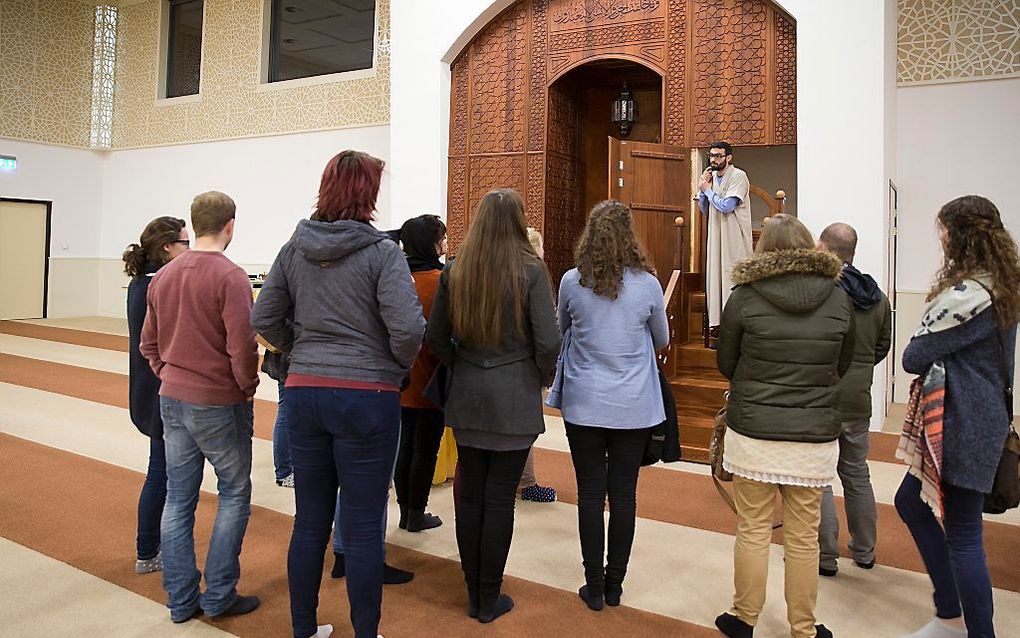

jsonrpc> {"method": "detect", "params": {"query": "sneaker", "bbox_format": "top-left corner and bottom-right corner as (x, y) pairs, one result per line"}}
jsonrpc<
(276, 473), (295, 488)
(520, 484), (557, 503)
(819, 565), (838, 577)
(135, 551), (162, 574)
(854, 559), (875, 570)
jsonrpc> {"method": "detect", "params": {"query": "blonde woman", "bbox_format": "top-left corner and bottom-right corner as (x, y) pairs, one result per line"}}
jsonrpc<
(715, 214), (854, 638)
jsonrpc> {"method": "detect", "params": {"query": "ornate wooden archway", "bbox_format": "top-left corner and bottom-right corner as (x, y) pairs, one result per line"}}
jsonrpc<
(446, 0), (796, 250)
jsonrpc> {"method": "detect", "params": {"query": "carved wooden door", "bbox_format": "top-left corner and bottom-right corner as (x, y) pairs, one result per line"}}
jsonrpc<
(608, 137), (690, 289)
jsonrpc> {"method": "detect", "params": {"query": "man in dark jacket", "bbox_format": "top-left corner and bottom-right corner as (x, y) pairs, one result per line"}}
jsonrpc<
(816, 223), (892, 577)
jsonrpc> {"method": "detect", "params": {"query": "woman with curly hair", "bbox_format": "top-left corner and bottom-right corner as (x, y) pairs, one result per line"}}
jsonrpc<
(895, 195), (1019, 638)
(549, 200), (669, 611)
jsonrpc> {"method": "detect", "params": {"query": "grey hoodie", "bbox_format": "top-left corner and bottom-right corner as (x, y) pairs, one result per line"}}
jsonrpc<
(252, 219), (425, 387)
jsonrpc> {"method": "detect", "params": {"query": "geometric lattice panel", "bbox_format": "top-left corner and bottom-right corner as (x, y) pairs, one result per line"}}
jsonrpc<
(0, 0), (96, 148)
(113, 0), (390, 149)
(898, 0), (1020, 85)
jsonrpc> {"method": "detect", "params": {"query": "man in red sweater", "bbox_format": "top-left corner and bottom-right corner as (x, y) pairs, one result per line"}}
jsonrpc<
(141, 191), (260, 622)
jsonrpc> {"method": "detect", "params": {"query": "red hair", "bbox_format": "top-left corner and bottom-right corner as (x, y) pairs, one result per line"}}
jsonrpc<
(313, 150), (384, 222)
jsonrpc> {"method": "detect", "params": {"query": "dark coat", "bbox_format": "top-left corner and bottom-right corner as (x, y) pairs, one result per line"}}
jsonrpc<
(837, 264), (892, 421)
(903, 305), (1017, 493)
(717, 249), (855, 443)
(426, 259), (561, 437)
(127, 265), (162, 438)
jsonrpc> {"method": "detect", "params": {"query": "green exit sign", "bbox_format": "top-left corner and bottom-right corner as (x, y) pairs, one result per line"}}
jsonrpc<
(0, 155), (16, 171)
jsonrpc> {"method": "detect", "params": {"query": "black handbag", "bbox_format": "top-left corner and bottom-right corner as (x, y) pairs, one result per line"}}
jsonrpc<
(978, 283), (1018, 514)
(641, 368), (682, 466)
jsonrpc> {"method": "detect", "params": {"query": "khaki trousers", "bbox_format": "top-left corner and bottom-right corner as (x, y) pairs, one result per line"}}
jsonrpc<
(730, 476), (824, 638)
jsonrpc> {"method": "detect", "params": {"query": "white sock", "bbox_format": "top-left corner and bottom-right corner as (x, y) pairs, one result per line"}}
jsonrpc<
(904, 618), (967, 638)
(315, 625), (333, 638)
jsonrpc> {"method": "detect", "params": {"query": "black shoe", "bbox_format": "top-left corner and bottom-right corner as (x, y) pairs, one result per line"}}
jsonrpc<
(331, 552), (345, 579)
(406, 509), (443, 532)
(854, 559), (875, 570)
(211, 595), (260, 618)
(171, 606), (203, 624)
(578, 585), (604, 611)
(604, 582), (623, 607)
(467, 591), (479, 619)
(398, 505), (409, 530)
(383, 563), (415, 585)
(477, 594), (514, 623)
(715, 612), (753, 638)
(819, 565), (838, 577)
(815, 624), (833, 638)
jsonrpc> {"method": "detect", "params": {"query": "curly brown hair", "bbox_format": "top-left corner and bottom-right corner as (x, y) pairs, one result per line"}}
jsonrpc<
(573, 200), (653, 299)
(930, 195), (1020, 327)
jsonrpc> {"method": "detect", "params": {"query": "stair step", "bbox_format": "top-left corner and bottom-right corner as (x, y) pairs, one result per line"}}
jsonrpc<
(690, 293), (706, 314)
(677, 416), (714, 463)
(676, 344), (716, 369)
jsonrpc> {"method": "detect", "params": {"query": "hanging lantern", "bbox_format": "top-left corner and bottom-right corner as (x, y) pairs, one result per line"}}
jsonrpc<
(611, 82), (637, 138)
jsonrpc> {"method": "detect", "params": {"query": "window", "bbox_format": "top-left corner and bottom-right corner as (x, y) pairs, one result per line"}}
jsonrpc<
(165, 0), (204, 98)
(267, 0), (376, 84)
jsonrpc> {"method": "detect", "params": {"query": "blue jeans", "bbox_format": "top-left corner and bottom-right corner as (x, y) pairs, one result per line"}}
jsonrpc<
(286, 387), (399, 638)
(160, 397), (254, 621)
(274, 381), (292, 480)
(895, 473), (995, 637)
(137, 431), (167, 560)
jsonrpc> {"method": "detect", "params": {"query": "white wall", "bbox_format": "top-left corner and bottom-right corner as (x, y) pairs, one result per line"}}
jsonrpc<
(0, 138), (105, 316)
(100, 126), (392, 264)
(896, 77), (1020, 293)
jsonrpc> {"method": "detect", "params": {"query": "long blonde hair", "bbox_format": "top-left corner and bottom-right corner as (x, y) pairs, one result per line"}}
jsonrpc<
(755, 214), (814, 253)
(450, 189), (538, 347)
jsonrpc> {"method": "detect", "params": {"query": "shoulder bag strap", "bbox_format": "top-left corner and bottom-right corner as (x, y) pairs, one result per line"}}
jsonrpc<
(975, 281), (1014, 424)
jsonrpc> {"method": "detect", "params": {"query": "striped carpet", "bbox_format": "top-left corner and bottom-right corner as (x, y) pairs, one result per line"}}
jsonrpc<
(1, 318), (1018, 638)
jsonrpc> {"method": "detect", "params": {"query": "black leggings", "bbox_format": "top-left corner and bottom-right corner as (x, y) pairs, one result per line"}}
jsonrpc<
(454, 444), (530, 608)
(565, 422), (650, 588)
(393, 407), (445, 510)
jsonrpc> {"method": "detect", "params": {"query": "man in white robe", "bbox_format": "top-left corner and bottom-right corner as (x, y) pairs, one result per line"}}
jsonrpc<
(698, 141), (753, 339)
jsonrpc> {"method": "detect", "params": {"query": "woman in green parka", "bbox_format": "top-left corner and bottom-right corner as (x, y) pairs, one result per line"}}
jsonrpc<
(714, 214), (855, 638)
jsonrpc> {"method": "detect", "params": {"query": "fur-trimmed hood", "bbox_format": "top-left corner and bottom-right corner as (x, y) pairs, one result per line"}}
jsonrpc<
(731, 249), (843, 314)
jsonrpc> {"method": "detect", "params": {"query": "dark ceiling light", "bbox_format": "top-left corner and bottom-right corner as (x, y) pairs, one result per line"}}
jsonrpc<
(611, 82), (637, 138)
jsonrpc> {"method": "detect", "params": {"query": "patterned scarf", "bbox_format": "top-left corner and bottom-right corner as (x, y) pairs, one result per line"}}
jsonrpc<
(896, 277), (992, 518)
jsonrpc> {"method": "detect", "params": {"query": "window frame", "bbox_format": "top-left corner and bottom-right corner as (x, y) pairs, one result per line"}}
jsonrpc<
(257, 0), (380, 91)
(158, 0), (206, 102)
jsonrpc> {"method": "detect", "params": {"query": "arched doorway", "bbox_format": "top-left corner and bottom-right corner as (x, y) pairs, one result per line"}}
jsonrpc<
(543, 58), (665, 285)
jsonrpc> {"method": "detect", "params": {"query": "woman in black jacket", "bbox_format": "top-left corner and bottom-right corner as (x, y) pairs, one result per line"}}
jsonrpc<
(426, 189), (560, 623)
(123, 216), (189, 574)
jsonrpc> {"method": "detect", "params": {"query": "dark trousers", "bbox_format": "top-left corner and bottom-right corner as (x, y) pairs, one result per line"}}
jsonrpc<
(565, 422), (650, 589)
(137, 432), (167, 560)
(393, 407), (445, 510)
(895, 473), (995, 637)
(455, 444), (530, 609)
(286, 388), (399, 638)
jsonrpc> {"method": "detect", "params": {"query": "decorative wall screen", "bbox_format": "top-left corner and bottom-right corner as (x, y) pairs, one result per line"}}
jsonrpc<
(898, 1), (1020, 85)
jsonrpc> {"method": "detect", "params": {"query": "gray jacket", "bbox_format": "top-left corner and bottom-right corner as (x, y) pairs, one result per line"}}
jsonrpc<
(252, 219), (424, 387)
(426, 259), (560, 437)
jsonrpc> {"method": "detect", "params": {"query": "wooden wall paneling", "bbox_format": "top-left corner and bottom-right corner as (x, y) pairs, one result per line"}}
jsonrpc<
(774, 7), (797, 144)
(448, 53), (471, 252)
(669, 0), (688, 147)
(764, 5), (776, 145)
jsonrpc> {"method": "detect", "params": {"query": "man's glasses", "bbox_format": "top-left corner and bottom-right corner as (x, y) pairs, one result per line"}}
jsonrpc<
(173, 240), (190, 247)
(708, 153), (727, 159)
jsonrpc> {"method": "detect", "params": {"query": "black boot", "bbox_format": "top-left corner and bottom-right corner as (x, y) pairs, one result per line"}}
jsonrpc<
(715, 612), (753, 638)
(477, 593), (514, 623)
(398, 504), (409, 530)
(330, 552), (345, 579)
(383, 562), (414, 585)
(578, 584), (604, 611)
(467, 590), (479, 619)
(406, 509), (443, 532)
(604, 566), (624, 607)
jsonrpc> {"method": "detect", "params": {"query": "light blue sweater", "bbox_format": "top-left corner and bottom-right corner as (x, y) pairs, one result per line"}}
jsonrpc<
(552, 268), (669, 429)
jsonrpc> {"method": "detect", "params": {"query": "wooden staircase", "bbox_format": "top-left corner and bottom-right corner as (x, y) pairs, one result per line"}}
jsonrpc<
(669, 343), (726, 463)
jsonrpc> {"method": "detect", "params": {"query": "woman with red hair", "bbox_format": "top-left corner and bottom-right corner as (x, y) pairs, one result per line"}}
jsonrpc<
(254, 150), (425, 638)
